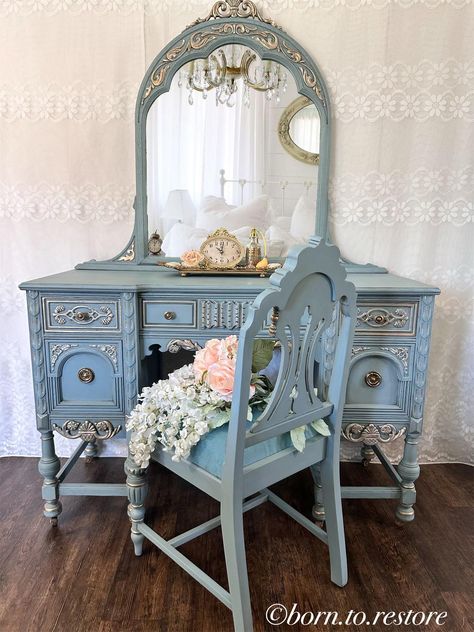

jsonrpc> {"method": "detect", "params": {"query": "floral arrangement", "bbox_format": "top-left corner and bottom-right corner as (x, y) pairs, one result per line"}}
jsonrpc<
(127, 335), (330, 469)
(181, 249), (204, 267)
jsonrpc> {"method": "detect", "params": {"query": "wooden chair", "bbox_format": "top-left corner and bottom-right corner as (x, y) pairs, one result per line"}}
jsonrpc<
(125, 239), (357, 632)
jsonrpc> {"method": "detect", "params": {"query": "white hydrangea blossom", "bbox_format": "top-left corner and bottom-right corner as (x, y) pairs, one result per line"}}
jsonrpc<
(126, 363), (231, 468)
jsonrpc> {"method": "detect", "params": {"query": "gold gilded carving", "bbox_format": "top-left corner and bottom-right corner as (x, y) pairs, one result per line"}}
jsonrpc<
(53, 419), (121, 442)
(342, 423), (406, 445)
(118, 240), (135, 262)
(189, 1), (280, 28)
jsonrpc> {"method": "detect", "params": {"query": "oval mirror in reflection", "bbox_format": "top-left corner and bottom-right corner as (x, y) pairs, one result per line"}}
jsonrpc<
(278, 96), (320, 165)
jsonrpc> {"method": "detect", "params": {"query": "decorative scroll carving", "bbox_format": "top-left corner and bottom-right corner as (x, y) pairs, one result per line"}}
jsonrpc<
(357, 307), (409, 329)
(201, 299), (252, 329)
(89, 344), (118, 368)
(122, 292), (138, 413)
(342, 423), (407, 445)
(189, 0), (279, 27)
(118, 240), (135, 262)
(53, 419), (121, 442)
(27, 291), (49, 430)
(166, 339), (203, 354)
(351, 346), (370, 357)
(412, 295), (435, 421)
(381, 346), (409, 373)
(142, 19), (326, 108)
(50, 343), (78, 368)
(53, 304), (114, 326)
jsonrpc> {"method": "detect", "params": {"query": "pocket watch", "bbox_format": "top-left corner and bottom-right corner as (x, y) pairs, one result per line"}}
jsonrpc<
(148, 231), (163, 255)
(199, 228), (245, 269)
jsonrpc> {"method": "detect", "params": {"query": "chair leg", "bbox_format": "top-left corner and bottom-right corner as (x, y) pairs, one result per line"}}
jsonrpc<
(125, 456), (148, 556)
(319, 458), (348, 587)
(221, 501), (253, 632)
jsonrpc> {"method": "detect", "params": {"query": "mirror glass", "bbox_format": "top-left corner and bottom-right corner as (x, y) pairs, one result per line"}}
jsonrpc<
(146, 45), (319, 259)
(289, 103), (320, 154)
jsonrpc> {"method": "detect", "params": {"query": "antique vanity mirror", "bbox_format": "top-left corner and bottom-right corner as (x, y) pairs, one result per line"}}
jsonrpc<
(75, 0), (382, 273)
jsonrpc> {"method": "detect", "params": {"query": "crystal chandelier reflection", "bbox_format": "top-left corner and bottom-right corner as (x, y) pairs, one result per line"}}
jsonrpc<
(178, 47), (287, 107)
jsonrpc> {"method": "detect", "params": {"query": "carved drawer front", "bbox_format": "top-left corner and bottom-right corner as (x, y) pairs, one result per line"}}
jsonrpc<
(47, 341), (124, 416)
(142, 300), (197, 328)
(344, 344), (414, 421)
(356, 301), (417, 335)
(43, 297), (120, 332)
(200, 298), (254, 330)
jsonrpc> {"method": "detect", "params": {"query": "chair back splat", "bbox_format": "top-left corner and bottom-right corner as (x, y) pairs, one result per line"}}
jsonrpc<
(222, 239), (357, 495)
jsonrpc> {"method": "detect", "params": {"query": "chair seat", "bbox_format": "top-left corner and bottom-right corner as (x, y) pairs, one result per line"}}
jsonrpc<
(188, 416), (323, 478)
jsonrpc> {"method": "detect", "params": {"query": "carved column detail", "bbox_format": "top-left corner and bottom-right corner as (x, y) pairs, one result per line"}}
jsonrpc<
(122, 292), (139, 413)
(27, 291), (49, 430)
(201, 299), (252, 329)
(125, 457), (148, 557)
(321, 306), (338, 400)
(397, 294), (435, 522)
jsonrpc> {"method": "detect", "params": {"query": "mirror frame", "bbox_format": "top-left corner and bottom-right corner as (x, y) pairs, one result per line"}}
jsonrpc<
(76, 0), (331, 269)
(278, 96), (320, 166)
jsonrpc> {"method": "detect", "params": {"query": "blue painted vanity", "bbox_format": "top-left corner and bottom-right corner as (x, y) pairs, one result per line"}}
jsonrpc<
(20, 0), (439, 525)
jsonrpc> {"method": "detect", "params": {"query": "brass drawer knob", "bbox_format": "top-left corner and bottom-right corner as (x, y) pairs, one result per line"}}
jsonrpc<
(164, 311), (176, 321)
(365, 371), (382, 388)
(75, 311), (90, 321)
(78, 368), (95, 383)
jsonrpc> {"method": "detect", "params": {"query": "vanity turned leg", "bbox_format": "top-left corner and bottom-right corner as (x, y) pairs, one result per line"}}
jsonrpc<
(361, 443), (375, 467)
(310, 464), (326, 525)
(84, 438), (99, 463)
(38, 430), (62, 526)
(396, 431), (420, 522)
(125, 457), (148, 556)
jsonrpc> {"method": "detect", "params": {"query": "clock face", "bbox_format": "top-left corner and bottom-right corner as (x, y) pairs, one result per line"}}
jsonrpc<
(148, 233), (162, 254)
(200, 233), (244, 269)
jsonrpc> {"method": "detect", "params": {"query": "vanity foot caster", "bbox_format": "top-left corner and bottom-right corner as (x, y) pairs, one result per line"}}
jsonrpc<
(50, 517), (58, 527)
(85, 456), (95, 464)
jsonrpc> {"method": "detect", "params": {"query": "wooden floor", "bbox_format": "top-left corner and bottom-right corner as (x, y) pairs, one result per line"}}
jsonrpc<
(0, 458), (472, 632)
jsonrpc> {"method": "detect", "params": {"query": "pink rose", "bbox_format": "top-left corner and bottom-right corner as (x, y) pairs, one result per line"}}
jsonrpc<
(219, 335), (239, 361)
(194, 338), (223, 382)
(206, 358), (236, 401)
(181, 249), (204, 268)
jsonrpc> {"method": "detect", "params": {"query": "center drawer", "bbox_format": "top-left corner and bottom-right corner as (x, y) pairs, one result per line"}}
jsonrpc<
(141, 300), (197, 328)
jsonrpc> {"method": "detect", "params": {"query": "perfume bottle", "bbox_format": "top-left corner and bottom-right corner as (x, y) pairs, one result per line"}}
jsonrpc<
(246, 228), (262, 267)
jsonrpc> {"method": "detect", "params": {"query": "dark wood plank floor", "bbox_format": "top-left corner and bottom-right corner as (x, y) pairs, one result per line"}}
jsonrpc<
(0, 458), (472, 632)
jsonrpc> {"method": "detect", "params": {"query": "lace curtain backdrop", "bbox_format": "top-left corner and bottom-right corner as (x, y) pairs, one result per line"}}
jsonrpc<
(147, 74), (268, 232)
(0, 1), (472, 464)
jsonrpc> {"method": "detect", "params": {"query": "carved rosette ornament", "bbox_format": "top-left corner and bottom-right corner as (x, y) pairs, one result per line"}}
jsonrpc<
(342, 423), (406, 445)
(141, 1), (326, 110)
(166, 339), (203, 354)
(53, 420), (121, 442)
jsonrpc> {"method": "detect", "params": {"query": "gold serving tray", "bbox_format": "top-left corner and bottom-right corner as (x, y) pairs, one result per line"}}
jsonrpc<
(157, 261), (282, 277)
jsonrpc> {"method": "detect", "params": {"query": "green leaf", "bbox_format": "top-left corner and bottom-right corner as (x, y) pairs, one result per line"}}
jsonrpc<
(290, 426), (307, 452)
(252, 339), (275, 373)
(207, 409), (231, 429)
(311, 419), (331, 436)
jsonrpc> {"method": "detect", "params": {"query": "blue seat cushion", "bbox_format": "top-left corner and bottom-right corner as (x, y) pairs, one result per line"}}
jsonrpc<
(188, 415), (322, 478)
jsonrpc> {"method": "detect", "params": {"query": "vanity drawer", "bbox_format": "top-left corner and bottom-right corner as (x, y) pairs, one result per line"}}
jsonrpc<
(47, 340), (124, 415)
(356, 301), (417, 335)
(142, 300), (197, 328)
(343, 344), (413, 420)
(43, 297), (120, 332)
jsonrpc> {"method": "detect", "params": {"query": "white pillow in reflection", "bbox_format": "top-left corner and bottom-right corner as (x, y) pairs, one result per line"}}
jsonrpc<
(290, 194), (315, 241)
(266, 224), (301, 257)
(161, 223), (207, 257)
(196, 195), (270, 232)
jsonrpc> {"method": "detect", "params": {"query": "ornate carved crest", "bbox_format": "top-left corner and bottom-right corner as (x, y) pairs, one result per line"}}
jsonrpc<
(189, 0), (279, 28)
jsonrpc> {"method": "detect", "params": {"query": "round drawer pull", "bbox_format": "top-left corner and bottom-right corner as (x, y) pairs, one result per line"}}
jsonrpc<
(78, 368), (95, 383)
(75, 311), (90, 321)
(365, 371), (382, 388)
(164, 311), (176, 321)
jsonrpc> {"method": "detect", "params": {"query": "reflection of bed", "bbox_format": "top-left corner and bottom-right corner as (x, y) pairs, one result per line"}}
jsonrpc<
(161, 169), (318, 258)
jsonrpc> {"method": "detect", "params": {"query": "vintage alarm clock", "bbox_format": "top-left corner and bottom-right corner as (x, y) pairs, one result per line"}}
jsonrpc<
(148, 231), (163, 255)
(199, 228), (245, 269)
